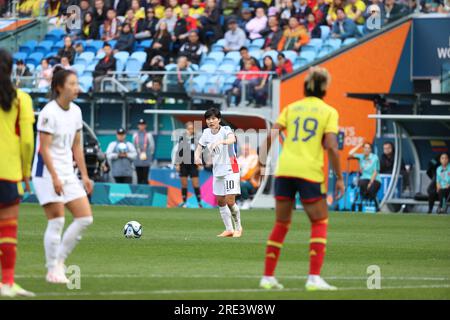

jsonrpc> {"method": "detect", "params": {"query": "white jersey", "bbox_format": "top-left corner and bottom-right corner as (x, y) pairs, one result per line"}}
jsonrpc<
(198, 126), (239, 177)
(32, 100), (83, 180)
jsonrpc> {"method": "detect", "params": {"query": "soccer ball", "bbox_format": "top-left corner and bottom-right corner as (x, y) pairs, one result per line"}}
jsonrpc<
(123, 221), (142, 239)
(117, 142), (128, 153)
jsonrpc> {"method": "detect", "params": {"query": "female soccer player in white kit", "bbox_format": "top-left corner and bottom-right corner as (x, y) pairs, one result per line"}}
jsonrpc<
(32, 66), (94, 284)
(194, 108), (243, 237)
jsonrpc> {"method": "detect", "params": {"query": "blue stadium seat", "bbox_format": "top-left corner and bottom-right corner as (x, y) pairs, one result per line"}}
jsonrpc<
(203, 51), (225, 65)
(211, 38), (226, 52)
(114, 51), (130, 72)
(190, 63), (199, 71)
(251, 38), (265, 48)
(25, 52), (44, 67)
(327, 38), (342, 50)
(224, 51), (241, 65)
(26, 63), (35, 74)
(51, 39), (65, 52)
(301, 44), (319, 54)
(282, 50), (298, 63)
(263, 50), (279, 62)
(85, 40), (104, 53)
(108, 39), (117, 48)
(72, 64), (86, 77)
(317, 50), (330, 58)
(35, 40), (54, 55)
(165, 63), (177, 71)
(185, 75), (208, 93)
(135, 39), (152, 51)
(218, 63), (236, 74)
(309, 38), (323, 48)
(200, 63), (217, 73)
(249, 49), (262, 61)
(45, 51), (58, 59)
(125, 58), (144, 77)
(320, 26), (331, 41)
(19, 40), (38, 55)
(130, 51), (147, 64)
(222, 75), (237, 93)
(44, 28), (66, 42)
(75, 52), (95, 66)
(342, 37), (357, 46)
(86, 63), (97, 73)
(79, 75), (93, 92)
(13, 52), (28, 63)
(294, 57), (309, 69)
(203, 75), (225, 94)
(299, 51), (316, 62)
(357, 25), (364, 36)
(96, 51), (106, 60)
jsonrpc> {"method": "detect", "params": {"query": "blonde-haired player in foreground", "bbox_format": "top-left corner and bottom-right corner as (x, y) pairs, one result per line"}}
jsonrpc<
(260, 67), (345, 291)
(0, 49), (35, 297)
(32, 66), (94, 284)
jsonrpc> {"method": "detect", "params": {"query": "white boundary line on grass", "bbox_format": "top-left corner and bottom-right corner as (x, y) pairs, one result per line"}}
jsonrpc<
(14, 274), (450, 281)
(34, 284), (450, 297)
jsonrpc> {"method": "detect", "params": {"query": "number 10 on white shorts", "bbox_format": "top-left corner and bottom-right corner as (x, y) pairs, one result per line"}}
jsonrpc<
(213, 173), (241, 196)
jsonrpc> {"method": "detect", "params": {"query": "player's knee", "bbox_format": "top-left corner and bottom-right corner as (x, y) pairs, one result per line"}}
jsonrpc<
(77, 216), (93, 227)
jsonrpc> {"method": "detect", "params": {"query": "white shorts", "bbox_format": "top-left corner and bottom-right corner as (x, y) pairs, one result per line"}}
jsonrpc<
(213, 172), (241, 196)
(33, 175), (87, 206)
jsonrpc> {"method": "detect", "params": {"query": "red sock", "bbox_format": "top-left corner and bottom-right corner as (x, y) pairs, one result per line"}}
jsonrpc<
(264, 220), (290, 276)
(0, 219), (18, 285)
(309, 218), (328, 275)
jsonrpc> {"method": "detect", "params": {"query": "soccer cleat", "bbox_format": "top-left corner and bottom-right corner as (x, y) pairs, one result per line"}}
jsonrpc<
(305, 276), (337, 291)
(232, 228), (243, 238)
(46, 262), (69, 284)
(0, 283), (36, 298)
(217, 230), (234, 237)
(259, 276), (284, 290)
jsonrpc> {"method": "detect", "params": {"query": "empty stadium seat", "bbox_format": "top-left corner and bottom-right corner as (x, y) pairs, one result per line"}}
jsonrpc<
(79, 75), (93, 92)
(114, 51), (130, 72)
(19, 40), (38, 55)
(301, 44), (319, 54)
(203, 75), (225, 94)
(217, 64), (235, 73)
(224, 51), (241, 65)
(13, 52), (28, 63)
(251, 38), (265, 48)
(342, 37), (357, 46)
(45, 51), (58, 59)
(85, 40), (104, 53)
(164, 63), (177, 71)
(75, 52), (95, 66)
(263, 50), (279, 62)
(309, 38), (323, 48)
(44, 28), (66, 42)
(200, 63), (217, 73)
(357, 25), (364, 36)
(317, 50), (330, 58)
(25, 52), (44, 67)
(135, 39), (152, 51)
(299, 51), (316, 62)
(185, 75), (208, 93)
(327, 38), (342, 50)
(294, 57), (309, 69)
(203, 51), (225, 65)
(211, 38), (226, 52)
(35, 40), (54, 55)
(72, 64), (86, 77)
(130, 51), (147, 64)
(282, 50), (298, 63)
(320, 26), (331, 41)
(249, 49), (262, 60)
(125, 58), (144, 77)
(51, 39), (65, 52)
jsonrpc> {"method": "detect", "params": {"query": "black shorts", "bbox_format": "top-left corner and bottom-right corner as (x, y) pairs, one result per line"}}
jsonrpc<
(179, 164), (199, 178)
(0, 181), (21, 209)
(274, 177), (326, 204)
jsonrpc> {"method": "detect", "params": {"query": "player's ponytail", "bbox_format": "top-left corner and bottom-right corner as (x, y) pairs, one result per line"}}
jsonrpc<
(304, 66), (331, 99)
(50, 65), (77, 100)
(0, 49), (17, 112)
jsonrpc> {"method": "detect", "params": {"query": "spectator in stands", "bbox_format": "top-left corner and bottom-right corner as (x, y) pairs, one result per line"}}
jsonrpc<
(15, 60), (32, 78)
(130, 0), (146, 20)
(295, 0), (313, 25)
(280, 0), (297, 26)
(306, 13), (322, 39)
(239, 46), (261, 69)
(238, 143), (260, 209)
(380, 141), (409, 192)
(38, 58), (53, 89)
(276, 52), (294, 77)
(93, 43), (117, 92)
(349, 141), (381, 211)
(178, 30), (208, 65)
(103, 8), (121, 41)
(60, 56), (73, 70)
(125, 9), (141, 34)
(384, 0), (407, 24)
(331, 8), (361, 40)
(145, 21), (173, 63)
(135, 7), (159, 40)
(57, 36), (76, 64)
(277, 16), (310, 52)
(114, 23), (136, 53)
(167, 55), (194, 92)
(173, 4), (197, 48)
(251, 55), (275, 106)
(224, 19), (247, 52)
(190, 0), (205, 22)
(143, 55), (166, 89)
(151, 0), (166, 19)
(227, 59), (261, 106)
(145, 78), (164, 106)
(157, 7), (178, 34)
(81, 11), (100, 40)
(239, 7), (254, 31)
(179, 4), (199, 33)
(261, 15), (283, 51)
(222, 0), (243, 18)
(133, 119), (155, 185)
(245, 7), (268, 40)
(436, 152), (450, 213)
(79, 0), (93, 21)
(345, 0), (366, 25)
(93, 0), (108, 26)
(200, 0), (223, 45)
(46, 0), (61, 17)
(74, 43), (84, 60)
(326, 0), (345, 26)
(168, 0), (182, 17)
(313, 0), (331, 26)
(106, 128), (138, 184)
(112, 0), (129, 17)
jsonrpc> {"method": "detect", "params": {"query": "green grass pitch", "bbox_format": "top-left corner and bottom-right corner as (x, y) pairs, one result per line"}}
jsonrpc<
(4, 203), (450, 300)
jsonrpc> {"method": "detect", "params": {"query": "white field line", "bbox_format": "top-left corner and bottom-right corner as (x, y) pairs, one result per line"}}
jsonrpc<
(33, 284), (450, 297)
(14, 274), (450, 281)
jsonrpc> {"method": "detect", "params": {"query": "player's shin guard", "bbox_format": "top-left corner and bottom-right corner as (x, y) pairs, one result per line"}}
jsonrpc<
(0, 218), (18, 285)
(264, 220), (291, 276)
(309, 218), (328, 276)
(181, 188), (188, 203)
(44, 217), (65, 270)
(56, 216), (93, 263)
(218, 206), (234, 231)
(230, 203), (241, 231)
(194, 187), (201, 203)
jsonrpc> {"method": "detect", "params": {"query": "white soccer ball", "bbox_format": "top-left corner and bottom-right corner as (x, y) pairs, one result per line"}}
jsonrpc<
(117, 142), (128, 153)
(123, 221), (142, 239)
